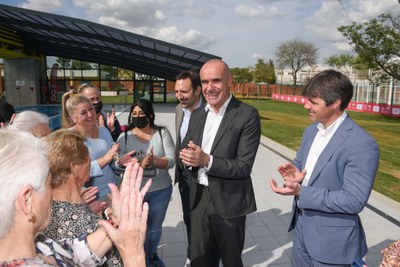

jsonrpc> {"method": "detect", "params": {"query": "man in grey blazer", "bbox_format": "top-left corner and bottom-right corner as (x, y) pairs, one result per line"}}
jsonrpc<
(174, 70), (204, 267)
(179, 59), (261, 267)
(270, 69), (379, 266)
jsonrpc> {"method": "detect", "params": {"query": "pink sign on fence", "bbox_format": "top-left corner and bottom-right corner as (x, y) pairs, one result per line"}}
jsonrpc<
(271, 94), (400, 118)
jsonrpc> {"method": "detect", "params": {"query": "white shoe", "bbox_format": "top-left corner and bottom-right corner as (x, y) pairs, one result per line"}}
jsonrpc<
(183, 258), (191, 267)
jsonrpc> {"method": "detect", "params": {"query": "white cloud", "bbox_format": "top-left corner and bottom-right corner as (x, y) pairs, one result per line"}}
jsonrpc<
(12, 0), (400, 67)
(19, 0), (63, 12)
(180, 0), (217, 18)
(333, 41), (353, 52)
(345, 0), (396, 22)
(305, 0), (399, 59)
(73, 0), (169, 27)
(234, 4), (282, 18)
(98, 16), (128, 29)
(306, 1), (347, 42)
(307, 0), (398, 42)
(154, 26), (215, 50)
(252, 53), (265, 59)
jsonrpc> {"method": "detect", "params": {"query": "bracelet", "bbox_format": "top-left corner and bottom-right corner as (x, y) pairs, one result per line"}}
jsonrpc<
(102, 208), (118, 229)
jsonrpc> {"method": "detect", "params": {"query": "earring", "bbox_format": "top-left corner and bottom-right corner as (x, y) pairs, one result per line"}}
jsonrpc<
(28, 212), (36, 224)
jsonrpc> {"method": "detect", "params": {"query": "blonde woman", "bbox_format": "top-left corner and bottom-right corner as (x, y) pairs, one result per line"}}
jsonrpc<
(78, 83), (121, 142)
(61, 92), (133, 209)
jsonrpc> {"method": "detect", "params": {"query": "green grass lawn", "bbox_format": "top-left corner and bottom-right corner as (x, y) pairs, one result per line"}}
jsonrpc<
(243, 99), (400, 203)
(102, 95), (134, 104)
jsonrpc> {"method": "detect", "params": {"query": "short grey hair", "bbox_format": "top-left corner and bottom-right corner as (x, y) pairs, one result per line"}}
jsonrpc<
(0, 129), (49, 238)
(8, 111), (50, 135)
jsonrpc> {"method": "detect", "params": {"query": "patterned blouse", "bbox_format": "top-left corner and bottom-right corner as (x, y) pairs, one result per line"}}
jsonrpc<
(43, 201), (122, 267)
(0, 233), (105, 266)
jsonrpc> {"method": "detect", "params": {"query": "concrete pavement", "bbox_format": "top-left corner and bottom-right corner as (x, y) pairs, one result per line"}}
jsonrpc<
(116, 103), (400, 267)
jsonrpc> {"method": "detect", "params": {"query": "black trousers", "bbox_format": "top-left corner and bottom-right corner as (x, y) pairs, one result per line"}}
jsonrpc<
(191, 185), (246, 267)
(178, 173), (191, 259)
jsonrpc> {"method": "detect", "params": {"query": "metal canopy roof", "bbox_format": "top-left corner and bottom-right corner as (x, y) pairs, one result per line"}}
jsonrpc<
(0, 4), (220, 81)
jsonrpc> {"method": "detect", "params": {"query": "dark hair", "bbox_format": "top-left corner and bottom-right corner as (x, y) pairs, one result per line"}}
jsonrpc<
(0, 100), (15, 123)
(175, 70), (201, 91)
(303, 69), (353, 111)
(126, 99), (164, 132)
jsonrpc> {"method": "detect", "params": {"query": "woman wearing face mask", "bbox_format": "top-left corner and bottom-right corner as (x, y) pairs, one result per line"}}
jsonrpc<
(78, 83), (122, 142)
(117, 99), (175, 267)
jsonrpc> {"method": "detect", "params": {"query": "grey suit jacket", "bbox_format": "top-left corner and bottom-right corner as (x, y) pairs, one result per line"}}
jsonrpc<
(290, 116), (379, 264)
(180, 96), (261, 219)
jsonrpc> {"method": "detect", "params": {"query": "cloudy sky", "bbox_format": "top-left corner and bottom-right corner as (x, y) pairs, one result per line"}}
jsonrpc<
(2, 0), (398, 67)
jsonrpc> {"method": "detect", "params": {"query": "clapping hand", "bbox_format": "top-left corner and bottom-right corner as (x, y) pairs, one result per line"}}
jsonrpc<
(117, 149), (138, 167)
(269, 163), (306, 196)
(99, 163), (151, 266)
(179, 141), (210, 168)
(106, 107), (116, 133)
(140, 146), (154, 169)
(277, 163), (306, 183)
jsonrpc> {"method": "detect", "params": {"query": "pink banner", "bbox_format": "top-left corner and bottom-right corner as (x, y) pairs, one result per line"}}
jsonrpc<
(272, 94), (400, 117)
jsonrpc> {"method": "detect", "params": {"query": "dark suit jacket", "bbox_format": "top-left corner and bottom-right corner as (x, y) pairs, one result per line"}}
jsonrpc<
(174, 95), (206, 184)
(290, 116), (379, 264)
(180, 96), (261, 219)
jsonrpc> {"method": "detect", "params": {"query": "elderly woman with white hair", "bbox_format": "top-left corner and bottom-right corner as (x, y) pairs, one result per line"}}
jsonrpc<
(7, 110), (51, 137)
(0, 129), (151, 267)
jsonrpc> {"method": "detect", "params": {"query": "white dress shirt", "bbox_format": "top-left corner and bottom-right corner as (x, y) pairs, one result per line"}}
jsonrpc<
(198, 94), (232, 186)
(302, 111), (348, 186)
(180, 98), (203, 143)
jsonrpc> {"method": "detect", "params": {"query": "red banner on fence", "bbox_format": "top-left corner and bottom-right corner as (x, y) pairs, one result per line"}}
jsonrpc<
(272, 94), (400, 117)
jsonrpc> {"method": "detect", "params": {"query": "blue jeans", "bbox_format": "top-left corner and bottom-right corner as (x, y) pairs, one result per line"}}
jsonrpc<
(144, 184), (172, 259)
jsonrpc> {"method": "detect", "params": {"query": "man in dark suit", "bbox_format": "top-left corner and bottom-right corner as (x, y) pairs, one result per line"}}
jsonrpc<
(179, 59), (261, 267)
(174, 70), (204, 267)
(270, 70), (379, 266)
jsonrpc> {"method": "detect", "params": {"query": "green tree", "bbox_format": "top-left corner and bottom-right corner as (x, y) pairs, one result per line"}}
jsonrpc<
(100, 64), (118, 80)
(324, 54), (355, 72)
(338, 12), (400, 80)
(267, 59), (276, 84)
(231, 67), (252, 93)
(274, 39), (319, 86)
(118, 68), (134, 80)
(56, 57), (71, 68)
(253, 59), (269, 84)
(55, 58), (93, 70)
(71, 60), (92, 69)
(252, 58), (276, 84)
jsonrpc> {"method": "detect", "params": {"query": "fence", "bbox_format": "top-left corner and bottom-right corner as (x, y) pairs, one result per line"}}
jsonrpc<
(354, 80), (400, 105)
(232, 80), (400, 106)
(272, 94), (400, 118)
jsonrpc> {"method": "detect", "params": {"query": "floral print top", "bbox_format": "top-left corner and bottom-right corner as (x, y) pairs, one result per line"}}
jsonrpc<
(380, 240), (400, 267)
(43, 201), (122, 267)
(0, 233), (105, 266)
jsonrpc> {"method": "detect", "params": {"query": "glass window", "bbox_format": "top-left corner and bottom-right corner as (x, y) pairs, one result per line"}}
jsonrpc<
(118, 68), (134, 80)
(46, 56), (58, 68)
(82, 69), (99, 79)
(100, 69), (117, 80)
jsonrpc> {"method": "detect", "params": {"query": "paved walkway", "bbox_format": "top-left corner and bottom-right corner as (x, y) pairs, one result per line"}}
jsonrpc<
(116, 103), (400, 267)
